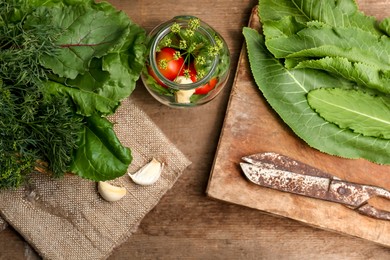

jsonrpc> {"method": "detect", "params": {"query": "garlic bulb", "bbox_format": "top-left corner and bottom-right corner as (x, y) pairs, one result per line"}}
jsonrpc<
(98, 181), (126, 202)
(129, 158), (163, 186)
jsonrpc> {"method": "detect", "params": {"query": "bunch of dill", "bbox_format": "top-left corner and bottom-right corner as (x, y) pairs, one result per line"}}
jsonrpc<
(0, 1), (84, 189)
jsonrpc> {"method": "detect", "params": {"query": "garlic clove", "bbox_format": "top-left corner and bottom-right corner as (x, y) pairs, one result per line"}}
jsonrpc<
(175, 89), (196, 103)
(98, 181), (126, 202)
(175, 75), (193, 85)
(174, 76), (195, 103)
(129, 158), (163, 186)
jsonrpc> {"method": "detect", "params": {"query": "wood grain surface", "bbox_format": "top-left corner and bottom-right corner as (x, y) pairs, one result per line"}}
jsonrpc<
(2, 0), (390, 259)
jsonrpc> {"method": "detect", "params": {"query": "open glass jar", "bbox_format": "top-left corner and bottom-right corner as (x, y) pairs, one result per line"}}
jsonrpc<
(141, 16), (230, 107)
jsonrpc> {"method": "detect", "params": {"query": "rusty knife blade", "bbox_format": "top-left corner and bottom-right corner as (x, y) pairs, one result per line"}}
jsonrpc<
(242, 152), (334, 178)
(240, 162), (332, 200)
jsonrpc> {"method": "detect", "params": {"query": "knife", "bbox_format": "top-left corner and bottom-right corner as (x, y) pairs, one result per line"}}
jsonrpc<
(240, 152), (390, 221)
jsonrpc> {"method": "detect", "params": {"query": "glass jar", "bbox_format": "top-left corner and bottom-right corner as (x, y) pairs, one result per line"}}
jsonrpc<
(141, 16), (231, 107)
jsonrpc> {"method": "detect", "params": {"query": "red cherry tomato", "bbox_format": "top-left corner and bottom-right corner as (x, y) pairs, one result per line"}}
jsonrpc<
(155, 47), (184, 80)
(194, 77), (218, 95)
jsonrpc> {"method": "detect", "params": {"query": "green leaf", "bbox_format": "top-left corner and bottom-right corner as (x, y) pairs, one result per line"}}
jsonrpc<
(35, 2), (146, 116)
(265, 25), (390, 70)
(70, 115), (132, 181)
(295, 57), (390, 94)
(262, 16), (307, 40)
(379, 17), (390, 36)
(259, 0), (382, 37)
(28, 4), (130, 79)
(63, 23), (146, 114)
(42, 81), (120, 116)
(41, 7), (146, 116)
(243, 27), (390, 164)
(308, 88), (390, 139)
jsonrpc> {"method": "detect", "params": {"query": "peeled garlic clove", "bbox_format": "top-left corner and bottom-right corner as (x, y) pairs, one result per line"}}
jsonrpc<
(98, 181), (126, 202)
(129, 158), (163, 186)
(175, 89), (196, 103)
(174, 76), (195, 103)
(175, 76), (193, 85)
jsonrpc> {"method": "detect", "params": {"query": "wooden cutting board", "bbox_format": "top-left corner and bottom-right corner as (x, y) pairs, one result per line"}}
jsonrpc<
(207, 6), (390, 247)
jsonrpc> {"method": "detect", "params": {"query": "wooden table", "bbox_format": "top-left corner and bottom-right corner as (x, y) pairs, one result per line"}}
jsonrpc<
(1, 0), (390, 259)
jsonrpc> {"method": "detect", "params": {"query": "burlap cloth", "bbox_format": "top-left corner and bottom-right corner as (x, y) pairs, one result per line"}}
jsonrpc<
(0, 97), (191, 260)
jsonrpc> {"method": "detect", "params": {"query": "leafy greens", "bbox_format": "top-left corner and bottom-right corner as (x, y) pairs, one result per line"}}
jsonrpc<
(244, 0), (390, 164)
(0, 0), (146, 188)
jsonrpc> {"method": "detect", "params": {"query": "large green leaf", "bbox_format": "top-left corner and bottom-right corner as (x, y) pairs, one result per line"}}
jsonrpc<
(42, 81), (120, 116)
(243, 27), (390, 164)
(27, 4), (130, 79)
(70, 115), (132, 181)
(34, 2), (146, 117)
(265, 25), (390, 70)
(295, 57), (390, 94)
(259, 0), (382, 37)
(62, 22), (146, 115)
(307, 88), (390, 139)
